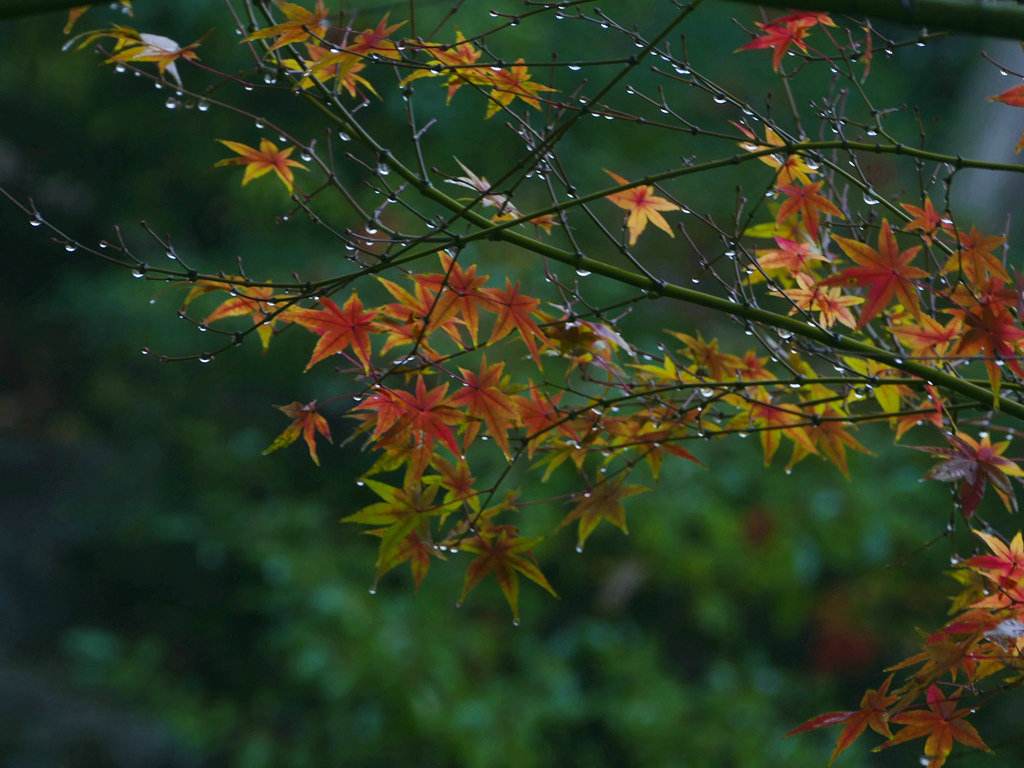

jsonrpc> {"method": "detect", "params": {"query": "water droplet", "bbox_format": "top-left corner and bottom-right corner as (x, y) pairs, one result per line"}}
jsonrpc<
(140, 347), (150, 356)
(164, 97), (178, 110)
(114, 63), (127, 73)
(568, 64), (581, 71)
(64, 243), (78, 253)
(198, 354), (214, 364)
(712, 95), (728, 105)
(131, 268), (145, 278)
(377, 163), (390, 176)
(862, 190), (879, 206)
(575, 268), (591, 277)
(197, 99), (210, 112)
(29, 217), (42, 227)
(300, 151), (312, 162)
(197, 324), (208, 333)
(254, 118), (265, 129)
(511, 618), (520, 627)
(263, 71), (277, 85)
(356, 479), (365, 487)
(368, 585), (377, 595)
(575, 544), (584, 554)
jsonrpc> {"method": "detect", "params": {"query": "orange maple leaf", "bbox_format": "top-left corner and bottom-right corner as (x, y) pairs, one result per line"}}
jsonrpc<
(485, 279), (549, 366)
(776, 181), (844, 241)
(878, 685), (990, 768)
(604, 169), (680, 246)
(755, 237), (828, 275)
(824, 219), (927, 326)
(243, 1), (329, 51)
(787, 675), (897, 765)
(450, 359), (519, 459)
(458, 525), (557, 622)
(484, 59), (557, 118)
(346, 13), (405, 60)
(736, 13), (831, 72)
(991, 84), (1024, 153)
(263, 400), (332, 465)
(941, 227), (1009, 285)
(290, 294), (377, 372)
(889, 315), (961, 359)
(215, 138), (306, 194)
(771, 272), (862, 329)
(901, 196), (949, 245)
(561, 480), (648, 551)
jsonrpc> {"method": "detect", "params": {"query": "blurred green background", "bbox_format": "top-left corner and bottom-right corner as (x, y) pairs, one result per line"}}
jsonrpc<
(2, 2), (1023, 766)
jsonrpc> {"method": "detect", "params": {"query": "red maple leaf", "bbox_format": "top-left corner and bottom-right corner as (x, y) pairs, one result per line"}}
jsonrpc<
(879, 685), (990, 768)
(823, 218), (927, 326)
(262, 400), (332, 465)
(485, 279), (549, 366)
(776, 181), (844, 241)
(787, 675), (897, 765)
(290, 294), (377, 372)
(449, 358), (519, 459)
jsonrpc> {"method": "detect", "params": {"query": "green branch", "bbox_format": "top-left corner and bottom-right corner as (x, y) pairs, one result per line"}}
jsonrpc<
(725, 0), (1024, 41)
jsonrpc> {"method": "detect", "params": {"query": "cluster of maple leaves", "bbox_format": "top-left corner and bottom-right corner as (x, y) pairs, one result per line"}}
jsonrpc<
(789, 528), (1024, 767)
(57, 1), (1024, 762)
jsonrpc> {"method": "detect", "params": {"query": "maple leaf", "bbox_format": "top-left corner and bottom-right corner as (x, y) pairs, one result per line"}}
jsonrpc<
(484, 59), (557, 118)
(449, 358), (519, 459)
(423, 457), (479, 513)
(776, 181), (844, 241)
(561, 480), (648, 551)
(64, 2), (132, 34)
(901, 196), (949, 245)
(947, 280), (1024, 399)
(889, 315), (961, 359)
(893, 385), (945, 442)
(941, 227), (1009, 285)
(458, 525), (557, 622)
(878, 685), (991, 768)
(345, 13), (405, 60)
(243, 1), (329, 51)
(290, 294), (377, 372)
(344, 479), (457, 588)
(78, 26), (199, 88)
(964, 529), (1024, 587)
(413, 251), (491, 346)
(771, 272), (863, 329)
(485, 279), (549, 366)
(355, 377), (463, 477)
(755, 237), (827, 276)
(604, 170), (680, 246)
(445, 158), (519, 215)
(824, 219), (927, 326)
(919, 431), (1024, 519)
(515, 383), (576, 458)
(263, 400), (332, 465)
(734, 123), (815, 186)
(737, 14), (824, 72)
(991, 84), (1024, 153)
(787, 675), (897, 765)
(375, 275), (462, 358)
(788, 404), (872, 479)
(203, 285), (286, 350)
(284, 46), (379, 97)
(402, 32), (488, 102)
(215, 139), (306, 194)
(669, 331), (741, 380)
